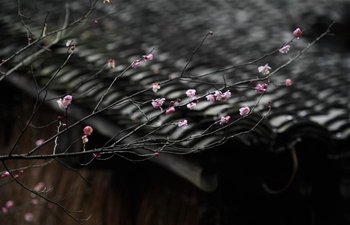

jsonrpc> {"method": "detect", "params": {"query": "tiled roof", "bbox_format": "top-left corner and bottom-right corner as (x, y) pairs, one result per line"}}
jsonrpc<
(1, 0), (350, 191)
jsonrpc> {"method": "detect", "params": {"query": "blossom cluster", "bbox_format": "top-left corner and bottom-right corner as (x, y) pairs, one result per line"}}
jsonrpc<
(82, 126), (93, 145)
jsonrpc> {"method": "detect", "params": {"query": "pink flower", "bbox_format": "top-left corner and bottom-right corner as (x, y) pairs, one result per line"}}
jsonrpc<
(82, 135), (88, 144)
(2, 207), (7, 213)
(165, 107), (175, 114)
(152, 82), (160, 93)
(34, 182), (44, 192)
(131, 60), (141, 68)
(178, 120), (188, 127)
(186, 89), (196, 97)
(206, 94), (215, 102)
(215, 90), (231, 101)
(5, 201), (14, 208)
(258, 64), (271, 75)
(255, 84), (266, 93)
(83, 126), (93, 136)
(35, 139), (44, 146)
(107, 59), (115, 68)
(219, 116), (230, 125)
(143, 53), (153, 61)
(1, 171), (10, 178)
(31, 199), (39, 205)
(293, 28), (302, 38)
(66, 40), (73, 47)
(239, 107), (250, 117)
(93, 153), (101, 158)
(24, 213), (34, 223)
(285, 79), (292, 86)
(279, 45), (290, 53)
(187, 102), (196, 109)
(57, 95), (72, 109)
(151, 98), (165, 108)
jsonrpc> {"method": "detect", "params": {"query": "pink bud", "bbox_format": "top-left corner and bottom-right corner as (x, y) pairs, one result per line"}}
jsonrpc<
(93, 153), (101, 158)
(5, 201), (14, 208)
(107, 59), (115, 68)
(131, 60), (141, 68)
(285, 79), (292, 86)
(165, 107), (175, 114)
(209, 31), (213, 35)
(293, 28), (302, 38)
(155, 152), (159, 156)
(143, 53), (153, 61)
(35, 139), (44, 146)
(31, 199), (39, 205)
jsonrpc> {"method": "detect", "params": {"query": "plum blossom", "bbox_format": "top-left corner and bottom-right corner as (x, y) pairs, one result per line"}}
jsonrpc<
(178, 120), (188, 128)
(66, 40), (73, 47)
(186, 89), (196, 97)
(5, 201), (14, 208)
(35, 139), (44, 146)
(293, 28), (302, 38)
(151, 98), (165, 108)
(187, 102), (196, 109)
(279, 45), (290, 53)
(57, 95), (72, 109)
(31, 199), (39, 205)
(93, 153), (102, 158)
(258, 64), (271, 75)
(152, 83), (160, 93)
(239, 107), (250, 117)
(34, 182), (44, 192)
(83, 126), (93, 136)
(1, 171), (10, 178)
(107, 59), (115, 68)
(82, 135), (89, 144)
(165, 107), (175, 114)
(131, 60), (141, 68)
(103, 0), (110, 3)
(215, 90), (231, 101)
(143, 53), (153, 61)
(286, 79), (292, 86)
(219, 116), (230, 125)
(24, 213), (34, 223)
(206, 94), (215, 102)
(255, 84), (266, 93)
